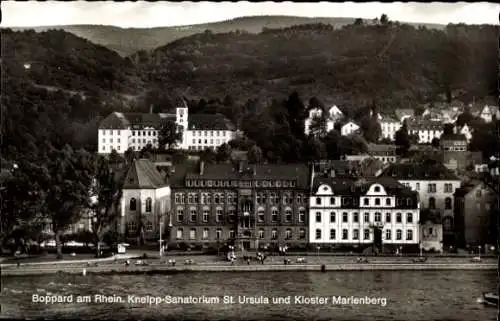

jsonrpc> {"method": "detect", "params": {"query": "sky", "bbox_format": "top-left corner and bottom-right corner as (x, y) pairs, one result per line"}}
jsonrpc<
(3, 1), (499, 28)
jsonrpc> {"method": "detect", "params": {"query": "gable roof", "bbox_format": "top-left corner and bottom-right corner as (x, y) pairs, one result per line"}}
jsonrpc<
(311, 176), (417, 199)
(99, 112), (176, 130)
(188, 114), (236, 131)
(171, 162), (310, 189)
(378, 162), (460, 181)
(123, 159), (168, 189)
(440, 133), (467, 141)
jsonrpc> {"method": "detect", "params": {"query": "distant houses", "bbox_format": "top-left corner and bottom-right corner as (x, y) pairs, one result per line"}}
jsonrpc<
(304, 104), (344, 136)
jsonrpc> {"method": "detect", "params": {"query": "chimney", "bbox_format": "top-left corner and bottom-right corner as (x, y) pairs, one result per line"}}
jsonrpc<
(238, 161), (243, 173)
(200, 161), (204, 175)
(330, 169), (336, 178)
(149, 104), (153, 114)
(253, 165), (257, 176)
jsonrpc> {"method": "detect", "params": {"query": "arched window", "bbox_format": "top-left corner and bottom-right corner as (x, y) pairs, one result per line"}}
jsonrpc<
(315, 229), (322, 240)
(127, 221), (137, 233)
(129, 198), (137, 211)
(428, 197), (436, 209)
(145, 221), (153, 232)
(316, 197), (321, 205)
(385, 198), (391, 206)
(145, 197), (152, 212)
(444, 197), (452, 210)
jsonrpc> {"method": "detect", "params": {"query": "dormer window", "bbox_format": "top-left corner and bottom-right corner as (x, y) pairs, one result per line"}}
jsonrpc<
(374, 186), (381, 192)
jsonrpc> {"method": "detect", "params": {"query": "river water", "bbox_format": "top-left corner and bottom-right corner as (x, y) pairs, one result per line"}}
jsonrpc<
(0, 271), (497, 320)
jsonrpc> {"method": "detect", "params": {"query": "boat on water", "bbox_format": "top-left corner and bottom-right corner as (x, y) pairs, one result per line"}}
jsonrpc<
(481, 292), (499, 306)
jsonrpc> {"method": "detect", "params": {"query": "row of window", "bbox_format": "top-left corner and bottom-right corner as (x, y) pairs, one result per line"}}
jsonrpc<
(174, 192), (306, 204)
(191, 138), (227, 145)
(184, 180), (299, 188)
(102, 138), (122, 144)
(191, 130), (228, 137)
(129, 198), (153, 212)
(314, 211), (415, 224)
(400, 183), (454, 194)
(102, 145), (121, 152)
(175, 207), (307, 223)
(175, 193), (238, 205)
(428, 197), (452, 210)
(175, 228), (307, 240)
(127, 221), (153, 232)
(315, 196), (397, 207)
(130, 138), (156, 144)
(314, 228), (414, 241)
(131, 130), (157, 137)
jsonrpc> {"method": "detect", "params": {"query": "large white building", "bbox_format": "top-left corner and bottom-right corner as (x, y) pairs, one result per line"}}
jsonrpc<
(304, 105), (344, 136)
(377, 163), (462, 247)
(308, 174), (420, 252)
(380, 115), (401, 141)
(407, 119), (443, 144)
(98, 100), (237, 154)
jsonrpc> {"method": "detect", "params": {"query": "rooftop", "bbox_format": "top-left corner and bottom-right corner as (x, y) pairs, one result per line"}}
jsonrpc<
(378, 162), (460, 181)
(123, 159), (168, 189)
(188, 113), (236, 131)
(170, 162), (310, 189)
(440, 134), (467, 141)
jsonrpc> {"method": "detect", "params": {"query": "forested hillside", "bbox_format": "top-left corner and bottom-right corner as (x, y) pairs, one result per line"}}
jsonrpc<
(137, 22), (497, 110)
(1, 29), (143, 95)
(10, 16), (446, 56)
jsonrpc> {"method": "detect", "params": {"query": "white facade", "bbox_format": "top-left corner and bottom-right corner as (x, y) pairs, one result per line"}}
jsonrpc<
(120, 186), (171, 236)
(98, 108), (236, 154)
(340, 121), (360, 136)
(380, 119), (401, 141)
(479, 105), (500, 123)
(308, 182), (420, 246)
(408, 126), (443, 144)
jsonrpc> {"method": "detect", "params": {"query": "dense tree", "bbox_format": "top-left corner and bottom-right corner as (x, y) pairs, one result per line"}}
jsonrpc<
(308, 115), (328, 138)
(443, 123), (454, 135)
(38, 146), (94, 259)
(353, 18), (364, 25)
(247, 145), (264, 164)
(360, 115), (382, 143)
(356, 158), (384, 177)
(200, 148), (217, 164)
(380, 14), (389, 25)
(431, 137), (441, 148)
(216, 143), (232, 163)
(395, 122), (411, 156)
(158, 119), (182, 150)
(88, 155), (124, 257)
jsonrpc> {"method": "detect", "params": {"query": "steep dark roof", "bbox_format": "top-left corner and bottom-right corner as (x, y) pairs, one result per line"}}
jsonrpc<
(99, 112), (176, 130)
(123, 159), (168, 189)
(188, 114), (236, 131)
(440, 133), (467, 141)
(379, 162), (460, 181)
(171, 162), (309, 189)
(312, 176), (413, 196)
(407, 119), (443, 131)
(311, 177), (419, 209)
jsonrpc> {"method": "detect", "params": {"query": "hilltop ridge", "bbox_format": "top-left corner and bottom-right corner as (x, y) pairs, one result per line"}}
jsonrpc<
(8, 15), (446, 56)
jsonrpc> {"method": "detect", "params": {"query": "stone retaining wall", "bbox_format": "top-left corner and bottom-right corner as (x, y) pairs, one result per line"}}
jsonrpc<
(2, 263), (496, 276)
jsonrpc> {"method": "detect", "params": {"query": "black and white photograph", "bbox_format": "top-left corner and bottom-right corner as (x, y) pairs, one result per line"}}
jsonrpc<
(1, 1), (499, 320)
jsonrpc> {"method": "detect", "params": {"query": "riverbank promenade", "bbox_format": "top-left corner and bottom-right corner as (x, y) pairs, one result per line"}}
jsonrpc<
(1, 250), (497, 276)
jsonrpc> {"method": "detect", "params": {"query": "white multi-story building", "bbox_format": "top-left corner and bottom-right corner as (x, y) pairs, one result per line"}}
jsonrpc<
(308, 174), (420, 252)
(304, 105), (344, 135)
(377, 163), (462, 247)
(407, 119), (443, 144)
(380, 116), (401, 141)
(98, 100), (237, 154)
